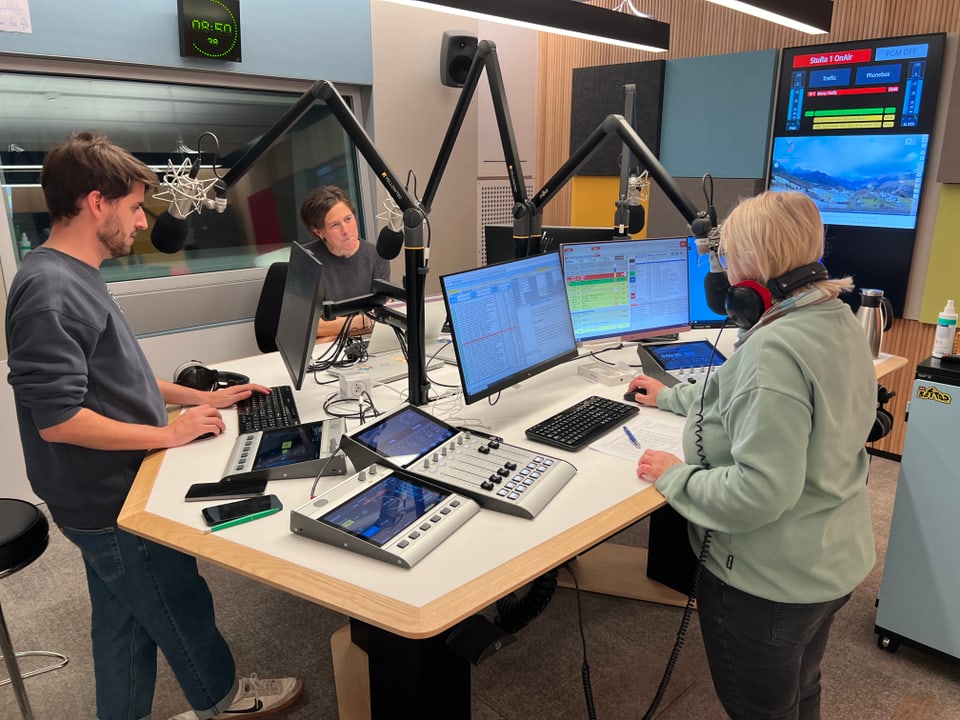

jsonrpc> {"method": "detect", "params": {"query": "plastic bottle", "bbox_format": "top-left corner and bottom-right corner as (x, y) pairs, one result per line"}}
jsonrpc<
(17, 232), (31, 260)
(932, 299), (958, 358)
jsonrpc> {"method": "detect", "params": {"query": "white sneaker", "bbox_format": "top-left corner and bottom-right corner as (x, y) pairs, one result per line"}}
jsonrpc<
(169, 674), (303, 719)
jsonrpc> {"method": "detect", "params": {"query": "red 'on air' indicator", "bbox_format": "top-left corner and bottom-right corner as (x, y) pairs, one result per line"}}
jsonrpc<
(793, 49), (873, 68)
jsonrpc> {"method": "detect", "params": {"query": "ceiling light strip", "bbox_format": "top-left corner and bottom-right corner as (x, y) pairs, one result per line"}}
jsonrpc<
(383, 0), (670, 52)
(703, 0), (832, 34)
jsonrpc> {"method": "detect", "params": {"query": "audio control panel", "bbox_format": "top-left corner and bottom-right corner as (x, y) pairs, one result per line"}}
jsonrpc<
(339, 405), (577, 519)
(290, 463), (478, 568)
(636, 340), (725, 388)
(221, 418), (346, 482)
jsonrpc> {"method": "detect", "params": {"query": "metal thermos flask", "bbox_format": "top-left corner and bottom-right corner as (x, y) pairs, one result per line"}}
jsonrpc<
(856, 288), (892, 358)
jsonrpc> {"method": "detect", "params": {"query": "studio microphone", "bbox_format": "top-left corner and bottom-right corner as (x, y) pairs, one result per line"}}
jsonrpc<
(375, 196), (404, 260)
(626, 174), (646, 235)
(614, 173), (646, 236)
(150, 157), (225, 253)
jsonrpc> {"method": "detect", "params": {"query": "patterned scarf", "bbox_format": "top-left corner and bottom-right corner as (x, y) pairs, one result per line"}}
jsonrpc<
(734, 285), (831, 350)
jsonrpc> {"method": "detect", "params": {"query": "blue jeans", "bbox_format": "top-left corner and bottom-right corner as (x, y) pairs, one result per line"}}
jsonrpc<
(696, 568), (850, 720)
(60, 525), (238, 720)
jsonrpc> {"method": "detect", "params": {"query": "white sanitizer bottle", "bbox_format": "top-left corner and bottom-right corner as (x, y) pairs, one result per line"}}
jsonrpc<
(932, 299), (958, 358)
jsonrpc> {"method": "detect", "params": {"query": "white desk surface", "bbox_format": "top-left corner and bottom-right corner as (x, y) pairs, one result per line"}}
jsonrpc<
(123, 329), (900, 639)
(120, 334), (725, 638)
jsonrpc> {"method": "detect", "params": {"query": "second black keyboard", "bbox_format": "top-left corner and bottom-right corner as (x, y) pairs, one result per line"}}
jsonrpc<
(237, 385), (301, 434)
(525, 395), (639, 451)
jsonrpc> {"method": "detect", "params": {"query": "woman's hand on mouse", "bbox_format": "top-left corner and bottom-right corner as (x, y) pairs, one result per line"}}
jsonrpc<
(625, 375), (664, 407)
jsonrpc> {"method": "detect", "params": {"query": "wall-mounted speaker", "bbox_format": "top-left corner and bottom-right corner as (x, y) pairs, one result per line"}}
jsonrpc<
(440, 30), (478, 88)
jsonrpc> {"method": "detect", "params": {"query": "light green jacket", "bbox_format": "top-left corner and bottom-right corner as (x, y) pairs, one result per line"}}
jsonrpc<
(655, 299), (877, 603)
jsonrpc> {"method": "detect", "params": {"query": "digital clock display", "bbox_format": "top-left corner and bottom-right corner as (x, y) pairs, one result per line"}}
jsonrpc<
(178, 0), (242, 63)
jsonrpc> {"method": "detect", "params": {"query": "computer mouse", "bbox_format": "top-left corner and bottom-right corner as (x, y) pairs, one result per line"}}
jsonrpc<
(623, 389), (647, 401)
(195, 431), (218, 441)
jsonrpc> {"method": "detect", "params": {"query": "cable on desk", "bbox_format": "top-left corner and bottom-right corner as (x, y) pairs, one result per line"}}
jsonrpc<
(308, 313), (369, 373)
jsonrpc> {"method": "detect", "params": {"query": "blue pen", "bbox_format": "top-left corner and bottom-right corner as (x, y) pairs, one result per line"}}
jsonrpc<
(623, 425), (641, 449)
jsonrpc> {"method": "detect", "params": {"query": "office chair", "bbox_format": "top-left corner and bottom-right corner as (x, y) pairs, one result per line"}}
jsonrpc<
(254, 261), (289, 354)
(0, 498), (69, 719)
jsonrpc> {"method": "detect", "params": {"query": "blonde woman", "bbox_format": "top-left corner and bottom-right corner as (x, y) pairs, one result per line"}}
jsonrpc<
(628, 191), (876, 720)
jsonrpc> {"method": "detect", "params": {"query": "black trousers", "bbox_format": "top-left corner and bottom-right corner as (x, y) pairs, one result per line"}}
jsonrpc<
(696, 568), (851, 720)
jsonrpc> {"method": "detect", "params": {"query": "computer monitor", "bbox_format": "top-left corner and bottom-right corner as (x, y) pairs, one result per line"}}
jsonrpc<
(440, 252), (578, 405)
(484, 224), (618, 264)
(559, 237), (691, 343)
(276, 242), (324, 391)
(687, 241), (728, 328)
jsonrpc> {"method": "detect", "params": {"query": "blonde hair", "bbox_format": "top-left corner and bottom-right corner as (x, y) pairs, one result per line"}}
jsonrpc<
(719, 191), (852, 299)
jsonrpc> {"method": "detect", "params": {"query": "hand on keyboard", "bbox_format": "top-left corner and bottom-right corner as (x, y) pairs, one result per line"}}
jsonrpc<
(208, 382), (273, 409)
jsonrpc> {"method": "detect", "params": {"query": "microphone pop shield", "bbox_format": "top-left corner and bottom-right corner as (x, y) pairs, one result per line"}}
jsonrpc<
(376, 226), (404, 261)
(704, 270), (732, 317)
(627, 204), (645, 235)
(150, 211), (189, 254)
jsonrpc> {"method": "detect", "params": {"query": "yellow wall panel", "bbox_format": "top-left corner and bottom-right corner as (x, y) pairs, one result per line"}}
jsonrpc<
(920, 184), (960, 323)
(570, 176), (647, 237)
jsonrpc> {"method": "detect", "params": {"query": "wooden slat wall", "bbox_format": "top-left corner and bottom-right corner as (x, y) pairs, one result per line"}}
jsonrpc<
(536, 0), (960, 455)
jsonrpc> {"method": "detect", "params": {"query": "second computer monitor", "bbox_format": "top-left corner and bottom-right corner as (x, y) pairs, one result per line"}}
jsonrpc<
(440, 252), (578, 405)
(276, 242), (324, 391)
(560, 237), (691, 343)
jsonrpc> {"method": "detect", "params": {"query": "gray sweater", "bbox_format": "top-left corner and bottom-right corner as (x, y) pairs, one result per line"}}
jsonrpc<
(6, 247), (167, 529)
(304, 238), (391, 301)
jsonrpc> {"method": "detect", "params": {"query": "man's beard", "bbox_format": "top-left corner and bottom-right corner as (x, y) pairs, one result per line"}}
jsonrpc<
(97, 215), (132, 259)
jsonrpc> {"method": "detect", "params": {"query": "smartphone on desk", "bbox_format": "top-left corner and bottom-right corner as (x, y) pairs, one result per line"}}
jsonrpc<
(202, 494), (283, 528)
(185, 478), (267, 502)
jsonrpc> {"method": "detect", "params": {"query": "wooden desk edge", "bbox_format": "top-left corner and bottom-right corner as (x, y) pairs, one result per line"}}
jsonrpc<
(120, 448), (669, 639)
(875, 354), (908, 379)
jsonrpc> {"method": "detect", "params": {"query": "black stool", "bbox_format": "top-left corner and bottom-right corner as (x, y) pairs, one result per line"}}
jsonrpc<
(0, 499), (69, 719)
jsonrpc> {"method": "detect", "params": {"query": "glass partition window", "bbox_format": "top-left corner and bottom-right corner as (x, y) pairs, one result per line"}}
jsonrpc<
(1, 72), (365, 282)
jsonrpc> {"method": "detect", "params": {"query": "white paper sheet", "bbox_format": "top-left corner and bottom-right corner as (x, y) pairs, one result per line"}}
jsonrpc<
(590, 410), (686, 462)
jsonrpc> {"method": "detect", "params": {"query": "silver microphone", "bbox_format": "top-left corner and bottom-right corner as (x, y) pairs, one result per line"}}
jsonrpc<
(153, 158), (224, 219)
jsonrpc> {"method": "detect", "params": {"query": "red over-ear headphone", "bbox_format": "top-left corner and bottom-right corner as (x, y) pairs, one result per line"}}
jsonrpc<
(173, 361), (250, 391)
(724, 262), (830, 329)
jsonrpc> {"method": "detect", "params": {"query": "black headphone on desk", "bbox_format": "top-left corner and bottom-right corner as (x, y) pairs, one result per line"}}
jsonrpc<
(173, 361), (250, 392)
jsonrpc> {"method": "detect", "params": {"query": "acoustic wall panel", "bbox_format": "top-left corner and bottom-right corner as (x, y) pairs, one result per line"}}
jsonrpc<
(937, 42), (960, 183)
(660, 49), (778, 179)
(570, 60), (665, 177)
(646, 177), (765, 238)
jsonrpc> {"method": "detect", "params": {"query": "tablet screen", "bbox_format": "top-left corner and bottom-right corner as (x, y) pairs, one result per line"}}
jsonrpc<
(251, 421), (326, 471)
(317, 473), (448, 547)
(644, 340), (726, 371)
(351, 406), (455, 467)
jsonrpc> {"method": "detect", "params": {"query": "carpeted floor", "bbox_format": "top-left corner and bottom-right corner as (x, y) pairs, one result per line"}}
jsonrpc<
(3, 456), (960, 719)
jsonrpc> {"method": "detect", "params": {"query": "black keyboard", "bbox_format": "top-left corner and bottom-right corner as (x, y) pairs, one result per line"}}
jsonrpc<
(525, 395), (639, 451)
(236, 385), (301, 434)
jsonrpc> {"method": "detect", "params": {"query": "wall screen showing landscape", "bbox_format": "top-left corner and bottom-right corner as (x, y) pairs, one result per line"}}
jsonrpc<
(769, 33), (945, 230)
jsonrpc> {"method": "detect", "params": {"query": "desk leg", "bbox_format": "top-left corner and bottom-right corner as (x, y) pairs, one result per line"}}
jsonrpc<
(331, 625), (371, 720)
(557, 545), (690, 607)
(347, 619), (471, 720)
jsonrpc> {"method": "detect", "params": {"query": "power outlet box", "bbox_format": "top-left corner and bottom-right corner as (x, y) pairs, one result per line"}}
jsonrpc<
(577, 363), (631, 386)
(339, 374), (371, 399)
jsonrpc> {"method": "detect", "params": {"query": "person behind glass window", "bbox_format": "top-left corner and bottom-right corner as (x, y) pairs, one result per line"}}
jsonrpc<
(299, 185), (390, 341)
